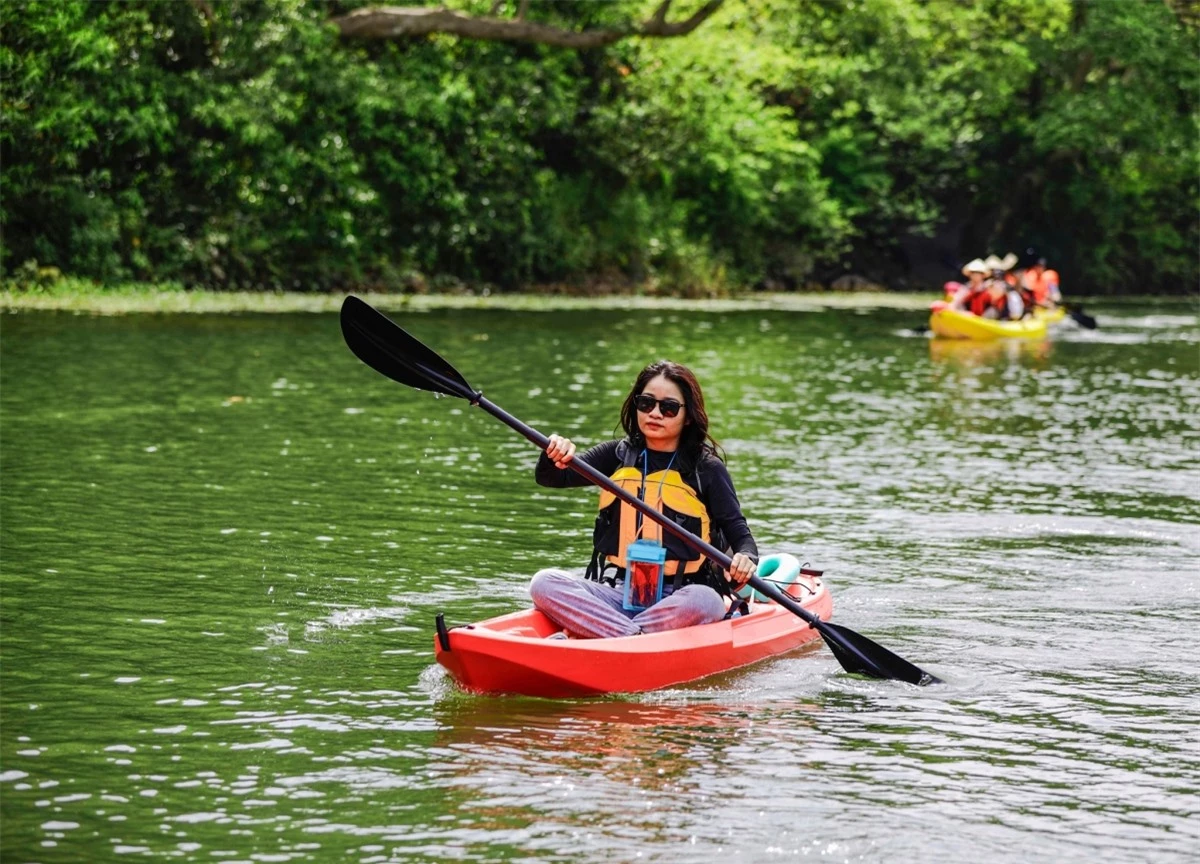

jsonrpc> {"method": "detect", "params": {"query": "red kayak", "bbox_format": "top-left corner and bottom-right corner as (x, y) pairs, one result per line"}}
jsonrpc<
(433, 573), (833, 698)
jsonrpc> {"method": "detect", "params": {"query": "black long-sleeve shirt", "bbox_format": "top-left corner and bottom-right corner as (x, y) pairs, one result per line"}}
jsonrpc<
(535, 440), (758, 563)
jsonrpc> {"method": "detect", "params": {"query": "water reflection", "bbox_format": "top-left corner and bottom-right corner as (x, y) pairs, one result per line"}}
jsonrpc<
(425, 694), (824, 857)
(928, 336), (1053, 367)
(433, 695), (781, 754)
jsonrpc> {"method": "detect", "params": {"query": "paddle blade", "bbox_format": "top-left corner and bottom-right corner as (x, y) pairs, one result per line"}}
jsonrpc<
(816, 620), (942, 686)
(1065, 304), (1098, 330)
(340, 295), (478, 400)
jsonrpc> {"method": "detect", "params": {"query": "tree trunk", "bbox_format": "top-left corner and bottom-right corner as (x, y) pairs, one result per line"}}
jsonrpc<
(331, 1), (725, 48)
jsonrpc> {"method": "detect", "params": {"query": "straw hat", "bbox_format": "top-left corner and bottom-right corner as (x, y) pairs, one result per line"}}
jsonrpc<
(961, 258), (988, 276)
(983, 254), (1006, 271)
(999, 252), (1018, 270)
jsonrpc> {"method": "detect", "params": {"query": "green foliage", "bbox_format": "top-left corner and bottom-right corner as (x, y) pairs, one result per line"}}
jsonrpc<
(1, 0), (1196, 293)
(583, 11), (849, 288)
(1015, 0), (1200, 292)
(771, 0), (1073, 262)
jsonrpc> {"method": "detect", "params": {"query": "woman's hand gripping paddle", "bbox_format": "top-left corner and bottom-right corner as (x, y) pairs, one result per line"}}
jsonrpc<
(340, 295), (942, 686)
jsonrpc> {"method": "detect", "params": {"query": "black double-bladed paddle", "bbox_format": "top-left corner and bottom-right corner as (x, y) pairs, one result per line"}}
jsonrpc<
(340, 295), (941, 686)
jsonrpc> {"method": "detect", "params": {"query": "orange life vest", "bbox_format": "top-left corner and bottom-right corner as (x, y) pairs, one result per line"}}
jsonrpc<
(588, 441), (713, 584)
(1044, 269), (1060, 295)
(1026, 268), (1060, 305)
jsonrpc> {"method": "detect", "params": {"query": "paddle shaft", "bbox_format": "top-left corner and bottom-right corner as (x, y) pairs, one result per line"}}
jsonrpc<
(473, 395), (824, 628)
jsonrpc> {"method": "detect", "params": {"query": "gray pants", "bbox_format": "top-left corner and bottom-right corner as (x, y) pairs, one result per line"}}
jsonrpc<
(529, 568), (727, 639)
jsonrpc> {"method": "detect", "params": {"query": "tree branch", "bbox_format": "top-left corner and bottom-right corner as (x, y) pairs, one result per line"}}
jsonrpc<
(189, 0), (215, 25)
(641, 0), (721, 37)
(331, 1), (725, 48)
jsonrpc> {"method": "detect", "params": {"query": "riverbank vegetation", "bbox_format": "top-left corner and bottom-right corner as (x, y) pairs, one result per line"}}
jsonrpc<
(3, 0), (1196, 296)
(0, 275), (946, 314)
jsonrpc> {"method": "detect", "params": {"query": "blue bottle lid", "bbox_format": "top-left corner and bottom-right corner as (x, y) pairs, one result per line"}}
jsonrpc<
(625, 538), (666, 565)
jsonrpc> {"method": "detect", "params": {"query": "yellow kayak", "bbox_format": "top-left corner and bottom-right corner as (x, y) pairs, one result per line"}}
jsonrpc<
(1034, 306), (1067, 325)
(930, 307), (1047, 340)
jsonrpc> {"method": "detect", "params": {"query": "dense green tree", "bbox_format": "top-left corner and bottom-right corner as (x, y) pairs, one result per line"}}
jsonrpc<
(1, 0), (1195, 293)
(767, 0), (1071, 279)
(995, 0), (1200, 292)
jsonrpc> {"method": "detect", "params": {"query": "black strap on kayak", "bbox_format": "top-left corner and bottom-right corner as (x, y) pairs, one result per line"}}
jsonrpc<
(726, 565), (824, 616)
(435, 613), (475, 651)
(753, 566), (822, 598)
(793, 565), (823, 597)
(724, 598), (750, 619)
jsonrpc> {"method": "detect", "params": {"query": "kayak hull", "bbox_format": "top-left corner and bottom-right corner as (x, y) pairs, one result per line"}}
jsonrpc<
(1035, 306), (1067, 325)
(434, 574), (833, 698)
(930, 307), (1048, 340)
(929, 303), (1065, 340)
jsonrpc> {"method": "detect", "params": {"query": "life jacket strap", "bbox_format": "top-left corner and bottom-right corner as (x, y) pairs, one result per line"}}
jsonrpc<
(585, 552), (622, 588)
(670, 559), (685, 592)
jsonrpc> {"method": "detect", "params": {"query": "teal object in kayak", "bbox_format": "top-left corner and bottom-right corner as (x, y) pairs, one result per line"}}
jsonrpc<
(737, 554), (802, 603)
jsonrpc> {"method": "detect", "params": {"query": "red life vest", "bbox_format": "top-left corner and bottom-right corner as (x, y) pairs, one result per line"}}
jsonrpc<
(968, 288), (1006, 317)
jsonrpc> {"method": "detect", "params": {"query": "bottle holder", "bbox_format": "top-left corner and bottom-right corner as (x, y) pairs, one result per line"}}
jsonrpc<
(623, 538), (667, 611)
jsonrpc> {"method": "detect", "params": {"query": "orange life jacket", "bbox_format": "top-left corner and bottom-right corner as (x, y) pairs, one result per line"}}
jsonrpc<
(1026, 268), (1060, 305)
(588, 441), (713, 586)
(1044, 269), (1060, 295)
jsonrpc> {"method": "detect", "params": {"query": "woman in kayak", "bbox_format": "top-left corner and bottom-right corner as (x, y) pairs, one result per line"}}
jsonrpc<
(529, 361), (758, 639)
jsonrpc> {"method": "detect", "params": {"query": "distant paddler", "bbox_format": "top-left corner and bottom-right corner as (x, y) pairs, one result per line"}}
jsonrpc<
(949, 255), (1023, 320)
(1023, 256), (1063, 309)
(947, 258), (989, 311)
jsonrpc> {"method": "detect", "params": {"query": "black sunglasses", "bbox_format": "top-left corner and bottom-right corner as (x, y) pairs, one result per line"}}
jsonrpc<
(634, 394), (683, 418)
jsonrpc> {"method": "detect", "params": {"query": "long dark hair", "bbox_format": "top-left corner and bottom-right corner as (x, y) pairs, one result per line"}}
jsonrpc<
(618, 360), (724, 466)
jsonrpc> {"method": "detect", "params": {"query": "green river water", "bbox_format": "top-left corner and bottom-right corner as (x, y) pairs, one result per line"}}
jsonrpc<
(1, 300), (1197, 863)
